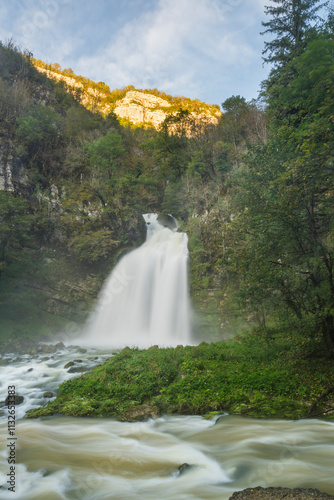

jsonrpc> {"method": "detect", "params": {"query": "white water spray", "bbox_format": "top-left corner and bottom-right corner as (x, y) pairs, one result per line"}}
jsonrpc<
(81, 214), (193, 348)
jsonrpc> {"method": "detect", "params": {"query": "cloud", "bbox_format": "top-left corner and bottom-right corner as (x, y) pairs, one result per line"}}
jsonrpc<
(0, 0), (269, 103)
(74, 0), (265, 100)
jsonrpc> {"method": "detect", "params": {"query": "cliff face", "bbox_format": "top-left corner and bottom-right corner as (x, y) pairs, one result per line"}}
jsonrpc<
(114, 90), (172, 128)
(0, 146), (27, 192)
(33, 64), (221, 132)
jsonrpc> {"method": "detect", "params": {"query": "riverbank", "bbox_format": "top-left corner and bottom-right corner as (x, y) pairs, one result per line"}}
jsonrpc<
(26, 328), (334, 421)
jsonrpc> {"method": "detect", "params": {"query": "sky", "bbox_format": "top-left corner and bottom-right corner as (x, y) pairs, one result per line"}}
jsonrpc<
(0, 0), (271, 108)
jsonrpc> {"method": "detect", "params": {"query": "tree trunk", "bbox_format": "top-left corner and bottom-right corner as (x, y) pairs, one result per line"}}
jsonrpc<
(322, 315), (334, 356)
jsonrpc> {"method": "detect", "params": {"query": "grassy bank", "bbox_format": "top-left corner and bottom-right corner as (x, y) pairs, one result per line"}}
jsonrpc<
(27, 329), (334, 421)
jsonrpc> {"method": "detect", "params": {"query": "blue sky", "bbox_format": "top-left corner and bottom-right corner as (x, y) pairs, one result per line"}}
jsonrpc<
(0, 0), (271, 107)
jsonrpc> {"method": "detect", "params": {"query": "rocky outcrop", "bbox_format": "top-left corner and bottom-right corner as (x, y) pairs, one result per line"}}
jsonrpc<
(118, 404), (160, 422)
(229, 487), (334, 500)
(33, 65), (221, 134)
(114, 90), (171, 128)
(35, 66), (113, 116)
(0, 146), (28, 192)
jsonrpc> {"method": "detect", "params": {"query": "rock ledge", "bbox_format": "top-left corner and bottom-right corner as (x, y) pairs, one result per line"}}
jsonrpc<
(229, 487), (334, 500)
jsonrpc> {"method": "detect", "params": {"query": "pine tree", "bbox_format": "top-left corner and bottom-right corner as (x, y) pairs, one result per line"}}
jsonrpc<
(261, 0), (327, 66)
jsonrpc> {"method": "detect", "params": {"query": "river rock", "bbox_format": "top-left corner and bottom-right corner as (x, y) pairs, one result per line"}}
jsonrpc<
(5, 395), (24, 405)
(55, 342), (65, 349)
(229, 487), (334, 500)
(118, 404), (160, 422)
(67, 366), (90, 373)
(64, 361), (74, 369)
(178, 463), (192, 476)
(43, 392), (53, 398)
(41, 357), (50, 362)
(40, 344), (57, 354)
(76, 348), (87, 354)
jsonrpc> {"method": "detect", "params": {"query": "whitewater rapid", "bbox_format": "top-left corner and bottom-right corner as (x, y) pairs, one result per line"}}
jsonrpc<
(1, 349), (334, 500)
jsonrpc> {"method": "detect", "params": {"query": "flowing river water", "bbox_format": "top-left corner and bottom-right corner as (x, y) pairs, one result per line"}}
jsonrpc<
(1, 347), (334, 500)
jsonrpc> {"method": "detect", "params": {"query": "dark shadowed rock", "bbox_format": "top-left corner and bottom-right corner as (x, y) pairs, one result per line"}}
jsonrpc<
(178, 463), (192, 476)
(5, 395), (24, 405)
(64, 361), (74, 369)
(229, 487), (334, 500)
(43, 392), (53, 398)
(67, 366), (90, 373)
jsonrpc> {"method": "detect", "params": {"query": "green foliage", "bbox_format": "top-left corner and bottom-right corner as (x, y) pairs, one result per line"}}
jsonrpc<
(261, 0), (327, 66)
(0, 192), (34, 272)
(68, 228), (119, 263)
(84, 132), (126, 177)
(26, 329), (334, 419)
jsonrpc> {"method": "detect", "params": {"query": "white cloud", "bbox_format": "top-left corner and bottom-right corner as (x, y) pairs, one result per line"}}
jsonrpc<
(74, 0), (264, 100)
(0, 0), (269, 103)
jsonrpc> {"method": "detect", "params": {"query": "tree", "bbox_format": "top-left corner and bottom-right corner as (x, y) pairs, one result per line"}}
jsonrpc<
(228, 28), (334, 353)
(0, 192), (34, 278)
(261, 0), (327, 66)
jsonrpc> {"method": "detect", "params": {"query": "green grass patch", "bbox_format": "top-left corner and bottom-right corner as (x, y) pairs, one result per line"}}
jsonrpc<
(26, 329), (334, 420)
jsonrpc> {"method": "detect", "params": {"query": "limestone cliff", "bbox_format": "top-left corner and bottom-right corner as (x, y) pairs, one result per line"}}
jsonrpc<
(33, 62), (221, 133)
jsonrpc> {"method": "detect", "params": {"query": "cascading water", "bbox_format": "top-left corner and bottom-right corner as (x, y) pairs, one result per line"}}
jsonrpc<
(81, 213), (193, 348)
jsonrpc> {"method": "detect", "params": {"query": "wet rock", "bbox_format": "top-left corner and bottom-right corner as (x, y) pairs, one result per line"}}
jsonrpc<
(64, 361), (74, 369)
(67, 366), (90, 373)
(27, 348), (38, 355)
(39, 468), (51, 477)
(118, 404), (160, 422)
(43, 392), (53, 398)
(178, 463), (192, 476)
(73, 359), (83, 363)
(5, 395), (24, 406)
(76, 348), (87, 354)
(40, 344), (56, 354)
(27, 368), (33, 372)
(13, 357), (22, 362)
(41, 357), (50, 362)
(55, 342), (65, 349)
(229, 487), (334, 500)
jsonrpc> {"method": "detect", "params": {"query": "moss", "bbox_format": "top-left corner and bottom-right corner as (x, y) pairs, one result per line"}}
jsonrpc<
(26, 329), (334, 421)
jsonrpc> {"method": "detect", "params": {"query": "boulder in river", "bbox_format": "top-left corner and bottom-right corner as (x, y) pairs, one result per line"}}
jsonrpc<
(5, 395), (24, 406)
(229, 487), (334, 500)
(43, 392), (53, 398)
(67, 366), (90, 373)
(64, 361), (74, 369)
(76, 348), (87, 354)
(178, 463), (192, 476)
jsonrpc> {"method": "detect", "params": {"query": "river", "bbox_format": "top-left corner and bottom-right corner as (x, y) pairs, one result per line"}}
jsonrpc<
(1, 347), (333, 500)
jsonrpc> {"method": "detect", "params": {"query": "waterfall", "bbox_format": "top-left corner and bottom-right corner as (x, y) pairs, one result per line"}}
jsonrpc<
(81, 213), (193, 348)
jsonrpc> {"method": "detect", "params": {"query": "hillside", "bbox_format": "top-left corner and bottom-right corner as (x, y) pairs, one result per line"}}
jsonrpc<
(32, 60), (221, 133)
(1, 23), (334, 360)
